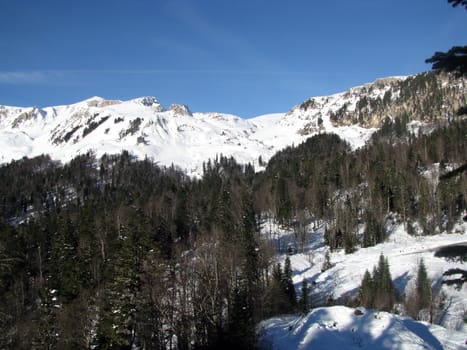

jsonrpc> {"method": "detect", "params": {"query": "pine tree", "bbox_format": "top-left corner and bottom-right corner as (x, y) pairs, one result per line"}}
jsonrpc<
(227, 286), (255, 350)
(265, 263), (288, 316)
(299, 278), (310, 314)
(95, 209), (152, 349)
(282, 256), (297, 309)
(225, 189), (260, 349)
(363, 210), (386, 248)
(373, 254), (395, 311)
(241, 189), (260, 292)
(404, 259), (433, 321)
(359, 269), (374, 308)
(174, 186), (190, 240)
(50, 215), (80, 303)
(217, 183), (236, 239)
(360, 254), (396, 312)
(275, 175), (292, 225)
(415, 258), (432, 321)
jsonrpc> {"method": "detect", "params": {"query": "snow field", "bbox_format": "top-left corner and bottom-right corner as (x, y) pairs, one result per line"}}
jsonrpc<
(258, 218), (467, 349)
(258, 306), (466, 349)
(0, 79), (388, 177)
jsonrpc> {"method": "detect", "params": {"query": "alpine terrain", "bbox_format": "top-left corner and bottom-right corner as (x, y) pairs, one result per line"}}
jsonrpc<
(0, 72), (464, 176)
(0, 71), (466, 350)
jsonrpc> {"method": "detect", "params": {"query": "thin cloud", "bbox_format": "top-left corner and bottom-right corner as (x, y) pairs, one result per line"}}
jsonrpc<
(60, 68), (309, 76)
(0, 69), (305, 84)
(0, 71), (50, 84)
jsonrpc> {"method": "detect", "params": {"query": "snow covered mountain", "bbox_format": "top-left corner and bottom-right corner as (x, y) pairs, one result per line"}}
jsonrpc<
(0, 72), (465, 176)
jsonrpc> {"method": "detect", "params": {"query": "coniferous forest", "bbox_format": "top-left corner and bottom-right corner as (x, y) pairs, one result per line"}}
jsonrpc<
(0, 76), (466, 348)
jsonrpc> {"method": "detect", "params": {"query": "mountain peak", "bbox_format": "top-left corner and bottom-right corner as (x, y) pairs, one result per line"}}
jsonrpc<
(128, 96), (163, 110)
(168, 103), (192, 116)
(0, 72), (464, 177)
(81, 96), (122, 108)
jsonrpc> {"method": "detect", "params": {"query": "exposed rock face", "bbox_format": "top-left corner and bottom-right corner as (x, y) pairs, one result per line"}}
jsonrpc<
(326, 73), (466, 128)
(0, 71), (464, 177)
(168, 104), (192, 116)
(130, 96), (164, 111)
(85, 97), (122, 108)
(289, 72), (466, 134)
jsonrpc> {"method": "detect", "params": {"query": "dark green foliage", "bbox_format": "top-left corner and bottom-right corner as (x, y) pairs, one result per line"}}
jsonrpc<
(283, 257), (297, 309)
(299, 278), (310, 314)
(448, 0), (467, 9)
(257, 119), (466, 252)
(406, 259), (433, 321)
(61, 125), (81, 143)
(265, 263), (289, 315)
(299, 98), (316, 110)
(359, 270), (374, 308)
(119, 117), (143, 139)
(0, 91), (466, 347)
(82, 115), (110, 137)
(426, 46), (467, 77)
(363, 210), (386, 247)
(174, 186), (191, 240)
(427, 2), (466, 123)
(358, 254), (396, 312)
(416, 259), (432, 311)
(274, 175), (293, 224)
(373, 254), (396, 311)
(227, 286), (255, 350)
(264, 261), (297, 316)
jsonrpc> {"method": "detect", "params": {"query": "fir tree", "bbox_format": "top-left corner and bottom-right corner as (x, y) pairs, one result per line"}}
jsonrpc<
(282, 256), (297, 309)
(416, 259), (432, 309)
(299, 278), (310, 314)
(359, 254), (396, 312)
(174, 186), (190, 240)
(363, 210), (386, 248)
(359, 269), (374, 308)
(227, 286), (255, 350)
(265, 263), (288, 316)
(373, 254), (396, 312)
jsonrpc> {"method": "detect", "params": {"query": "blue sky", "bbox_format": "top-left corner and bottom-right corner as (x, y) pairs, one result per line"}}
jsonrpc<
(0, 0), (466, 118)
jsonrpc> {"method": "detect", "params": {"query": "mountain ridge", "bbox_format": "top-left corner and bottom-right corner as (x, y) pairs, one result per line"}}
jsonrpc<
(0, 72), (465, 176)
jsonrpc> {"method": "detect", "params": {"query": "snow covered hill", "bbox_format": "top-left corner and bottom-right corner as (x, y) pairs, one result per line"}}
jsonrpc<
(258, 219), (467, 349)
(258, 306), (465, 350)
(0, 95), (375, 177)
(0, 73), (464, 176)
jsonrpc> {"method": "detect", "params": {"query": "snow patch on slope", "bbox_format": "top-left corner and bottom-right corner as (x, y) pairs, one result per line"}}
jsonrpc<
(0, 75), (439, 176)
(0, 96), (376, 176)
(259, 218), (467, 349)
(258, 306), (465, 350)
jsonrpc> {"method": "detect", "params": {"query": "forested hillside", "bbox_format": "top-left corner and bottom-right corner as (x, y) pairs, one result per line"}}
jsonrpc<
(257, 118), (466, 253)
(0, 103), (466, 348)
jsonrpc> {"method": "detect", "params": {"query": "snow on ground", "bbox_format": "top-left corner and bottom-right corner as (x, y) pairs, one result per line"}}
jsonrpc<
(259, 218), (467, 349)
(0, 78), (388, 177)
(258, 306), (466, 350)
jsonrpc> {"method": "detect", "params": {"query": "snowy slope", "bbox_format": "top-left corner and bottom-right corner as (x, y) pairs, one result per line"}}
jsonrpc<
(0, 97), (267, 176)
(258, 306), (466, 350)
(258, 219), (467, 349)
(0, 73), (464, 176)
(0, 77), (409, 176)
